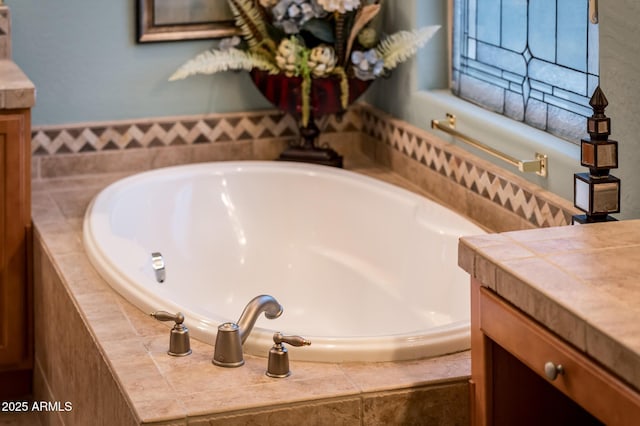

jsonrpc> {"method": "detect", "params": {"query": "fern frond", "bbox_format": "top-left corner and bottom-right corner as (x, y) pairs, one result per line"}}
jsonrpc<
(228, 0), (276, 55)
(375, 26), (440, 71)
(168, 48), (279, 81)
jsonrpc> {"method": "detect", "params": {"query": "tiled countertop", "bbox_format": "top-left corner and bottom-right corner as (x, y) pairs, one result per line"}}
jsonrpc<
(0, 59), (35, 109)
(458, 221), (640, 392)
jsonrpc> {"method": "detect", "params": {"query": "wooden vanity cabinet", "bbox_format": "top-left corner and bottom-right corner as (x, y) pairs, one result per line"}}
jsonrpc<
(0, 108), (33, 398)
(470, 278), (640, 426)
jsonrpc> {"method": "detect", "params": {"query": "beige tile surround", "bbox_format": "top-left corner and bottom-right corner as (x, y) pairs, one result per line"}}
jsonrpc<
(32, 157), (471, 425)
(30, 104), (579, 424)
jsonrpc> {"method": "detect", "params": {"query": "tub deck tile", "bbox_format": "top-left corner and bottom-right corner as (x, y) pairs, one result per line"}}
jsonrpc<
(339, 350), (470, 394)
(32, 155), (472, 424)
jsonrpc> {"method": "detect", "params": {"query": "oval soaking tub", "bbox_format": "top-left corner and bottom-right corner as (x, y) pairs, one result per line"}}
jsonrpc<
(83, 161), (485, 363)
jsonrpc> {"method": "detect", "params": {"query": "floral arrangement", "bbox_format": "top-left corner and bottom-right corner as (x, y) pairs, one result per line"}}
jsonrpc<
(169, 0), (439, 126)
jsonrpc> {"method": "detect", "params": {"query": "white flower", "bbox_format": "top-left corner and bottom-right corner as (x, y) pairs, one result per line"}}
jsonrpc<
(316, 0), (360, 13)
(308, 45), (337, 77)
(275, 38), (304, 76)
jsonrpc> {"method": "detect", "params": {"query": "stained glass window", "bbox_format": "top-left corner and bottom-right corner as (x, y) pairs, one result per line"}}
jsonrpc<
(452, 0), (599, 142)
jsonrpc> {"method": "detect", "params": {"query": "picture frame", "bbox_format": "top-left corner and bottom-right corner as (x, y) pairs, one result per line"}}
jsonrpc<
(136, 0), (239, 43)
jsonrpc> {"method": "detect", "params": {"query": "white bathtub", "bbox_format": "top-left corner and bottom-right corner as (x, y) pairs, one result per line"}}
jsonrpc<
(83, 161), (485, 362)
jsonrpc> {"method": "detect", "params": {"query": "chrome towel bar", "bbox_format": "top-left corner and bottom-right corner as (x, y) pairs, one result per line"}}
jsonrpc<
(431, 113), (548, 178)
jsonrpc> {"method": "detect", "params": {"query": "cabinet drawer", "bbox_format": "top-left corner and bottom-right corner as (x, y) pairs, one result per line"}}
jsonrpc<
(480, 287), (640, 426)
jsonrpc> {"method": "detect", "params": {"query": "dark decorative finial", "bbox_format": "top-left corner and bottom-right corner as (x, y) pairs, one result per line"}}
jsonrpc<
(587, 86), (611, 140)
(589, 86), (608, 117)
(573, 86), (620, 224)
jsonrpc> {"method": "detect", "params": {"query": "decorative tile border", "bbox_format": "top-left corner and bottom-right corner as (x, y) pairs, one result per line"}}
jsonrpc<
(31, 104), (576, 228)
(359, 106), (578, 228)
(31, 109), (362, 156)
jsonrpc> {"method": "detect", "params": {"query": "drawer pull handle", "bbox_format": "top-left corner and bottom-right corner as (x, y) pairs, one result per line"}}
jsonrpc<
(544, 362), (564, 381)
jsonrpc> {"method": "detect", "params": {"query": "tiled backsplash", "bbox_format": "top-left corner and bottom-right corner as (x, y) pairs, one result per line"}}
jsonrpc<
(359, 107), (578, 228)
(31, 104), (578, 230)
(31, 110), (360, 155)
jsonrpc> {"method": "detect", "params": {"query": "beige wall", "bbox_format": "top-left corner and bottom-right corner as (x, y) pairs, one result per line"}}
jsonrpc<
(600, 2), (640, 219)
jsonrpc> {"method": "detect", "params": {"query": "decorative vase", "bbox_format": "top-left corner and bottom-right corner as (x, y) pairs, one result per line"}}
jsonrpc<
(250, 69), (372, 168)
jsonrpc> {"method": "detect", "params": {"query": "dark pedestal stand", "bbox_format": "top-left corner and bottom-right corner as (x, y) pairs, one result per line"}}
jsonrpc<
(277, 118), (343, 168)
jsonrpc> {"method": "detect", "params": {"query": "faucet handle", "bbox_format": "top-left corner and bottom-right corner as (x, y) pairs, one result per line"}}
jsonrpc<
(266, 332), (311, 378)
(150, 311), (184, 324)
(273, 332), (311, 347)
(150, 311), (191, 357)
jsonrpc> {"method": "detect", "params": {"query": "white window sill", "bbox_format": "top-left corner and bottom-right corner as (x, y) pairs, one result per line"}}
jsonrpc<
(410, 89), (583, 201)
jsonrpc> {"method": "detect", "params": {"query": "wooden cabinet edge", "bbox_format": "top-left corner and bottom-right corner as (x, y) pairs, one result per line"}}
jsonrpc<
(474, 282), (640, 425)
(0, 109), (32, 397)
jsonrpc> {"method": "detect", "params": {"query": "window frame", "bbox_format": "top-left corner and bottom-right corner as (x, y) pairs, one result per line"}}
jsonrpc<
(450, 0), (599, 144)
(404, 0), (587, 200)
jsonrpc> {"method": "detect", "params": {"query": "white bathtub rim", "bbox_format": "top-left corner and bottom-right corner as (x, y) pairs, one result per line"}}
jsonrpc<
(85, 225), (471, 363)
(82, 161), (480, 363)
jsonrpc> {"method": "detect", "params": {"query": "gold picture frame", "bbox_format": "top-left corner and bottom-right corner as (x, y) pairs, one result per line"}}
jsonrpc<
(136, 0), (239, 43)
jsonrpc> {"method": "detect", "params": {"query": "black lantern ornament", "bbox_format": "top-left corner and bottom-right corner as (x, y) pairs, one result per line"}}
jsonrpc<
(573, 86), (620, 224)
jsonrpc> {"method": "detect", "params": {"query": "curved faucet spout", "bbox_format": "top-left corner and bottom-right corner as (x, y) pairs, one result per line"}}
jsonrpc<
(236, 295), (283, 344)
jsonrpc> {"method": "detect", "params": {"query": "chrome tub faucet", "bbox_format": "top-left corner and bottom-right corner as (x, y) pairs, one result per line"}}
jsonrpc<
(212, 294), (283, 367)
